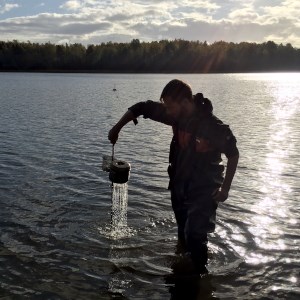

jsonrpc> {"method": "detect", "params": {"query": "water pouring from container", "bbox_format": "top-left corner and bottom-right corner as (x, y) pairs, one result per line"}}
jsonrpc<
(101, 145), (132, 239)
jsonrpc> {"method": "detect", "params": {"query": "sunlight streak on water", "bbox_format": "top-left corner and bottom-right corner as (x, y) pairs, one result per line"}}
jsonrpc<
(247, 75), (300, 262)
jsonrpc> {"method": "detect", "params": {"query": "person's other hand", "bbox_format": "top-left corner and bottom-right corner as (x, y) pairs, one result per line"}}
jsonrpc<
(212, 188), (228, 202)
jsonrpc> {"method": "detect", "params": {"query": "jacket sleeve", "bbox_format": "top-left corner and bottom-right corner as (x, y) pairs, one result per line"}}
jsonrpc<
(128, 100), (174, 126)
(221, 127), (239, 158)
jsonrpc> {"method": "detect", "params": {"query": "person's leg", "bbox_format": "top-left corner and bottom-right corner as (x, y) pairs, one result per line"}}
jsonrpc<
(170, 185), (188, 248)
(184, 189), (217, 272)
(186, 233), (208, 271)
(174, 209), (187, 246)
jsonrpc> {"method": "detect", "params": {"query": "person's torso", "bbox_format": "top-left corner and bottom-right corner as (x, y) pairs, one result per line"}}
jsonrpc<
(170, 114), (225, 186)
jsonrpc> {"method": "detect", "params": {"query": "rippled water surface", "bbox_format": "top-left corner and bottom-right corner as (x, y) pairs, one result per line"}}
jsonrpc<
(0, 72), (299, 299)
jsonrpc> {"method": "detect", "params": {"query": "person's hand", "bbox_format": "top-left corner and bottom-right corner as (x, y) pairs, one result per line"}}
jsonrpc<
(212, 188), (228, 203)
(108, 126), (120, 144)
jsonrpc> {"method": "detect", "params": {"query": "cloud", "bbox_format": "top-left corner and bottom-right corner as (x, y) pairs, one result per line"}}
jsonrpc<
(182, 0), (220, 11)
(60, 1), (82, 11)
(0, 0), (299, 47)
(0, 12), (111, 43)
(0, 3), (19, 14)
(228, 7), (260, 22)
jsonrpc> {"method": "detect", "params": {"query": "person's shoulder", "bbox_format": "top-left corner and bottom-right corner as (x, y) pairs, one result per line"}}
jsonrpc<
(210, 113), (225, 125)
(145, 99), (159, 103)
(145, 100), (163, 107)
(197, 113), (225, 128)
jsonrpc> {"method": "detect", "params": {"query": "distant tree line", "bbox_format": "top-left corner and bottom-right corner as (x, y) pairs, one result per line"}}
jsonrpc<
(0, 39), (299, 73)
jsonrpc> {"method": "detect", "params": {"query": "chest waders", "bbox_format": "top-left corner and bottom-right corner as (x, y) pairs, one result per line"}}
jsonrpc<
(169, 121), (219, 272)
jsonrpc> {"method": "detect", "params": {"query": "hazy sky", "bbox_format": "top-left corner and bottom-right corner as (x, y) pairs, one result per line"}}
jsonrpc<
(0, 0), (299, 47)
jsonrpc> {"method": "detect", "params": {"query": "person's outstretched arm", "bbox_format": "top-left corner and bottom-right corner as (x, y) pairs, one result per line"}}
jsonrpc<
(108, 110), (136, 144)
(108, 101), (173, 145)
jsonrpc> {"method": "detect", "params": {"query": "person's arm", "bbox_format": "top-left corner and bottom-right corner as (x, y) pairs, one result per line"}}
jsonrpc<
(212, 152), (239, 202)
(208, 116), (239, 202)
(108, 110), (136, 144)
(108, 100), (173, 145)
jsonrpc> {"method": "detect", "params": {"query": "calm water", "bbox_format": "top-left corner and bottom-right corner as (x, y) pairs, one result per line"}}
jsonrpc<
(0, 72), (299, 299)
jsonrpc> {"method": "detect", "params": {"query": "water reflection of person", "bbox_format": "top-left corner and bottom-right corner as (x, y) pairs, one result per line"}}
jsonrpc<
(108, 79), (239, 274)
(165, 270), (218, 300)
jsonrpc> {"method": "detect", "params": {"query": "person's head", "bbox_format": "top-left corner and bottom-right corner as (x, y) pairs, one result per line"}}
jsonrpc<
(160, 79), (194, 119)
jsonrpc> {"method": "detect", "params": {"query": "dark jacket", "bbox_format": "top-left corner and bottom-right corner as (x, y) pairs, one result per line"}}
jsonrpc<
(129, 100), (238, 188)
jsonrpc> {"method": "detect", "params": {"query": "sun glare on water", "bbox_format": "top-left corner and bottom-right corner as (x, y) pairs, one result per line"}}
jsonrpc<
(246, 74), (300, 263)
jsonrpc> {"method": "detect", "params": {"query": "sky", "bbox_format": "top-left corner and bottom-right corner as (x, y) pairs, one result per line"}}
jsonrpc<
(0, 0), (299, 47)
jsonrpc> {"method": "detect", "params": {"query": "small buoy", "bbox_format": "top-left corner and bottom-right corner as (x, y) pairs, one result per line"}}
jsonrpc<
(109, 160), (131, 184)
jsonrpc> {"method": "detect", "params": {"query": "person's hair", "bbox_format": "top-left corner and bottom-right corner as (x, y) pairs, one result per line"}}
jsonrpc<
(194, 93), (213, 114)
(160, 79), (193, 103)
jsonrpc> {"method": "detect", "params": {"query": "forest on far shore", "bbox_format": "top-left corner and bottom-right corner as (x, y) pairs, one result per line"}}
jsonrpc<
(0, 39), (300, 73)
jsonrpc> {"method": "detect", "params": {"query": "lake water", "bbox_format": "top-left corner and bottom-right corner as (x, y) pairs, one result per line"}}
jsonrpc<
(0, 72), (299, 299)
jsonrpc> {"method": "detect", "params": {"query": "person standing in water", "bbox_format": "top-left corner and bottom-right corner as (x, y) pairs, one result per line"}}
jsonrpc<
(108, 79), (239, 274)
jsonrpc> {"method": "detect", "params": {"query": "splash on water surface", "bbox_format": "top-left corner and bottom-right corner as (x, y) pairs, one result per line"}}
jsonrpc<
(98, 183), (136, 240)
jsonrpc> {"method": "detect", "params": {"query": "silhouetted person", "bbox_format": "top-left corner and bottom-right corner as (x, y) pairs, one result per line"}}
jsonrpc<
(108, 79), (239, 274)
